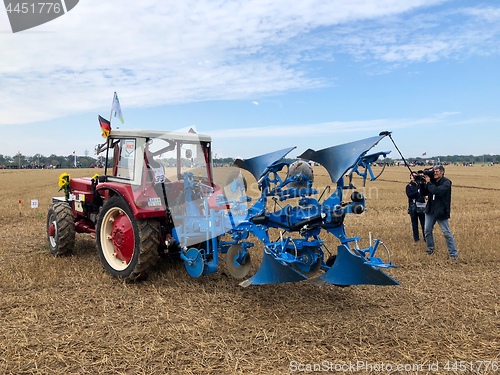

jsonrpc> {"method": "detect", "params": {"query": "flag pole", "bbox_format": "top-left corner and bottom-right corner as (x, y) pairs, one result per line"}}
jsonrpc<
(109, 92), (115, 128)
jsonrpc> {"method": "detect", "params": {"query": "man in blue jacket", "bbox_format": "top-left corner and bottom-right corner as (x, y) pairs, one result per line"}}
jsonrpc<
(421, 165), (458, 259)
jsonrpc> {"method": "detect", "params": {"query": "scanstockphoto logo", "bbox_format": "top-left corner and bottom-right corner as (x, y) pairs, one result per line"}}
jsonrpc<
(4, 0), (79, 33)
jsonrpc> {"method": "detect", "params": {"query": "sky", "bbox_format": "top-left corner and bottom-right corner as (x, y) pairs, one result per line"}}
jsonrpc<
(1, 0), (500, 161)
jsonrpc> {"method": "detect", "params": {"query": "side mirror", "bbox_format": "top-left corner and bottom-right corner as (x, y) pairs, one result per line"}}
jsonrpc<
(185, 149), (192, 159)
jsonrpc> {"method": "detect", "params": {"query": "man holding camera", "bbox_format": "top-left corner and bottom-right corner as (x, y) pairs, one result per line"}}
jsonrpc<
(420, 165), (458, 259)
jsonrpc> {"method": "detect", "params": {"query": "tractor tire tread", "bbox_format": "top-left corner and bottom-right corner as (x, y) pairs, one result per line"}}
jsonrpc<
(48, 202), (75, 255)
(126, 219), (160, 281)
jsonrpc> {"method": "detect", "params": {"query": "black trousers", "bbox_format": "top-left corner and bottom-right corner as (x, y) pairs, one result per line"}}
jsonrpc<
(409, 211), (425, 241)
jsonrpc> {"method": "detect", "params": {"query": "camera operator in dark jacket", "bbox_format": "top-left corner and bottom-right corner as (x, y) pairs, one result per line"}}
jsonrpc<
(406, 172), (426, 242)
(419, 165), (458, 259)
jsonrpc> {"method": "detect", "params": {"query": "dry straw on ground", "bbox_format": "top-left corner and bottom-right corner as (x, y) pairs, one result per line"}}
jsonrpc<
(0, 165), (499, 374)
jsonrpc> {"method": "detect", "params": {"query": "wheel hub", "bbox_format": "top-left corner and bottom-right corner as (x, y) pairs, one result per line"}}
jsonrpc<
(48, 222), (56, 237)
(108, 212), (134, 264)
(48, 220), (58, 247)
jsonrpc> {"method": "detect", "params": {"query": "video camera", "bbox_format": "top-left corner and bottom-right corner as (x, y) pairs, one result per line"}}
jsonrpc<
(415, 167), (435, 183)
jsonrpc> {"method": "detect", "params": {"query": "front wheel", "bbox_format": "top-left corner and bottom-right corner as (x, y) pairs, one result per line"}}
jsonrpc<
(96, 196), (159, 281)
(46, 202), (75, 255)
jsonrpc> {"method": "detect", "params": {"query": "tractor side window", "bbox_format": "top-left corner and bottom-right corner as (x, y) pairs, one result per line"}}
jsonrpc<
(115, 139), (136, 180)
(181, 142), (210, 180)
(146, 138), (176, 181)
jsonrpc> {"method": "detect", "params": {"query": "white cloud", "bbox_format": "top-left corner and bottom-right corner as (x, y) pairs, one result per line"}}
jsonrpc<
(0, 0), (456, 127)
(1, 0), (500, 140)
(207, 113), (500, 159)
(460, 6), (500, 22)
(323, 4), (500, 67)
(207, 112), (460, 140)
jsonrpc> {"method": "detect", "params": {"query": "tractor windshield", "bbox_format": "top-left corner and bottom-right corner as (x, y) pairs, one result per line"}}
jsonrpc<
(146, 137), (212, 183)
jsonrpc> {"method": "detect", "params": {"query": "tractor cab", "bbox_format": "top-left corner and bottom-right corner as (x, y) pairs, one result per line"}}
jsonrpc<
(96, 129), (215, 218)
(102, 129), (213, 186)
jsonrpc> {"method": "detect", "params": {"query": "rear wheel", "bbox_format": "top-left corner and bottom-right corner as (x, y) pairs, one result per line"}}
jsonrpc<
(46, 202), (75, 255)
(96, 196), (159, 281)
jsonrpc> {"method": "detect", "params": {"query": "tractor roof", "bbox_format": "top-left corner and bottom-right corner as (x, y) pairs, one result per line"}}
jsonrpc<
(108, 129), (211, 143)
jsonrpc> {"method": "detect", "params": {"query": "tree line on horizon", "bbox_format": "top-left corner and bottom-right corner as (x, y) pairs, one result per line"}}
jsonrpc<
(0, 153), (103, 169)
(0, 152), (498, 169)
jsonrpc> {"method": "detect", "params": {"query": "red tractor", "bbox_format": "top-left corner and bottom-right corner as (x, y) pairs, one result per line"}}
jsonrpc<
(46, 129), (219, 281)
(47, 129), (398, 287)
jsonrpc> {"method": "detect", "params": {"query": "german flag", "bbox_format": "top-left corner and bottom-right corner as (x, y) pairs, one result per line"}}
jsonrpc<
(98, 115), (111, 138)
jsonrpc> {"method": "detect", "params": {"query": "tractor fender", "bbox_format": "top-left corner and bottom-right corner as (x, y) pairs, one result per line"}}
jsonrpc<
(96, 184), (165, 219)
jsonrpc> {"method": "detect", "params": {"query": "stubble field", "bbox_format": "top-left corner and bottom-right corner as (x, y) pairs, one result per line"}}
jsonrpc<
(0, 165), (499, 374)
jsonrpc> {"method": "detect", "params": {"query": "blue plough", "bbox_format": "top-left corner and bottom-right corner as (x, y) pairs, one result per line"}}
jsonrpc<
(175, 132), (398, 287)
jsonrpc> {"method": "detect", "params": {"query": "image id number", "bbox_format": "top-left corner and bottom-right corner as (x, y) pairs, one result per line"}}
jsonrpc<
(5, 2), (62, 14)
(444, 360), (499, 372)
